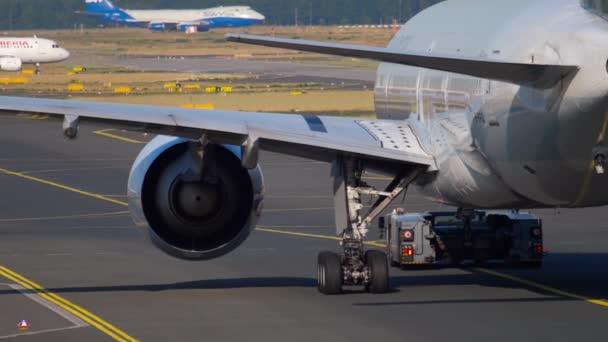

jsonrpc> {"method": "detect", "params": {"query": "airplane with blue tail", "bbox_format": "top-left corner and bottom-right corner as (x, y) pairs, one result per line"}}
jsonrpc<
(82, 0), (265, 33)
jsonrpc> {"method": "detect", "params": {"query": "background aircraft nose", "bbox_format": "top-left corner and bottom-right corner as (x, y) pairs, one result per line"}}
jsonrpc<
(61, 48), (70, 60)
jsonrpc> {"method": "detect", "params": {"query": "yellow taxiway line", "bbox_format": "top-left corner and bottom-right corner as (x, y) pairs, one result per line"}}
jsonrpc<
(256, 228), (386, 248)
(94, 129), (146, 145)
(0, 265), (138, 342)
(259, 226), (608, 307)
(474, 267), (608, 307)
(0, 167), (128, 207)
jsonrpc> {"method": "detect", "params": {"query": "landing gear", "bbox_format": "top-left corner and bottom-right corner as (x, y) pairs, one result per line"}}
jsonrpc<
(316, 244), (389, 294)
(316, 157), (422, 295)
(35, 63), (41, 74)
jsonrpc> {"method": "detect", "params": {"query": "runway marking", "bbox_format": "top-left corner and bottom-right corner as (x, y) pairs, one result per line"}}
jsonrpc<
(0, 211), (129, 223)
(256, 227), (386, 248)
(266, 195), (332, 199)
(0, 266), (138, 342)
(94, 129), (146, 144)
(21, 166), (126, 175)
(0, 167), (128, 207)
(7, 283), (88, 327)
(261, 225), (334, 229)
(474, 268), (608, 308)
(0, 325), (84, 339)
(256, 228), (608, 307)
(264, 207), (334, 212)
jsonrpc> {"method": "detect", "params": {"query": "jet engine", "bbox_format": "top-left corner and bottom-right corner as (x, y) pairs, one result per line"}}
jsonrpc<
(148, 22), (167, 32)
(128, 136), (264, 260)
(0, 57), (22, 72)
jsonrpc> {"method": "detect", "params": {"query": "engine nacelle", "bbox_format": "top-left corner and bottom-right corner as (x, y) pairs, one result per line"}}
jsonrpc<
(128, 136), (264, 260)
(148, 22), (166, 32)
(177, 23), (210, 33)
(0, 57), (22, 72)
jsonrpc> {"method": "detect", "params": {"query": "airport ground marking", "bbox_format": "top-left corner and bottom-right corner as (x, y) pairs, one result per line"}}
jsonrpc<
(474, 267), (608, 308)
(94, 129), (146, 144)
(8, 283), (88, 327)
(255, 227), (387, 248)
(0, 167), (128, 207)
(0, 211), (129, 223)
(264, 207), (334, 212)
(0, 266), (138, 342)
(21, 166), (126, 175)
(257, 228), (608, 307)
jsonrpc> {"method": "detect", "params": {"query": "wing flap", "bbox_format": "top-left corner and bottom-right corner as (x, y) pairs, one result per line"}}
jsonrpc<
(226, 34), (578, 89)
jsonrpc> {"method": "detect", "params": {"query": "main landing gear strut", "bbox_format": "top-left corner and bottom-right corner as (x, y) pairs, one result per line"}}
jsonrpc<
(317, 158), (421, 295)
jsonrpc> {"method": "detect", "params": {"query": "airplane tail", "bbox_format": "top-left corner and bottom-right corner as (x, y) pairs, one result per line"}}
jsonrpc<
(85, 0), (117, 13)
(83, 0), (133, 20)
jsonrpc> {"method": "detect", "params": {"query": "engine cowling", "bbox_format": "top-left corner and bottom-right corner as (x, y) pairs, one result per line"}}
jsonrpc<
(148, 22), (166, 32)
(128, 136), (264, 260)
(177, 22), (210, 33)
(0, 57), (22, 72)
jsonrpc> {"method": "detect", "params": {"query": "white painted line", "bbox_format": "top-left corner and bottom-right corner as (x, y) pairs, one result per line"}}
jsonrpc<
(6, 283), (88, 327)
(0, 325), (84, 339)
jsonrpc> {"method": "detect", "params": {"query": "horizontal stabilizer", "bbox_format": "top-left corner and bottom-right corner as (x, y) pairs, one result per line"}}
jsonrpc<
(226, 34), (579, 89)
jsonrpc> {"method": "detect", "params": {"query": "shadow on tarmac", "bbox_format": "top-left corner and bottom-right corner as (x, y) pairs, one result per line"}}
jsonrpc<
(0, 253), (605, 303)
(352, 297), (571, 306)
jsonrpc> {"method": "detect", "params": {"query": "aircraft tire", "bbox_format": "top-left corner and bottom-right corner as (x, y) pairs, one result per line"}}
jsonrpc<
(317, 251), (342, 295)
(365, 250), (389, 294)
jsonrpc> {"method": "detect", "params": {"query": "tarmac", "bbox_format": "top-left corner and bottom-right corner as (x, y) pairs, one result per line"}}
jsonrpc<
(0, 115), (606, 341)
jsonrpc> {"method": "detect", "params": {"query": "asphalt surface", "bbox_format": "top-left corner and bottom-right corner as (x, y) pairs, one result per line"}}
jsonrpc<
(0, 117), (606, 342)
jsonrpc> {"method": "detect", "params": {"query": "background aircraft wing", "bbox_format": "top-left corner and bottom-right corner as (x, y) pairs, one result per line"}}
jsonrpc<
(226, 34), (578, 89)
(0, 96), (435, 169)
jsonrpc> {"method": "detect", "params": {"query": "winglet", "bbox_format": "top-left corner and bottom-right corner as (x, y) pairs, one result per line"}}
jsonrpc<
(226, 34), (579, 89)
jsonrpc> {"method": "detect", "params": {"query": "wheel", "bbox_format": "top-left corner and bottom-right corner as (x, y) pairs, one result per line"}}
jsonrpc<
(365, 250), (389, 294)
(317, 251), (342, 295)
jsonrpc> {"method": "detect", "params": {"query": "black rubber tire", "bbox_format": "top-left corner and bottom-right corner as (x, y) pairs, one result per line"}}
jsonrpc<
(317, 251), (342, 295)
(365, 250), (390, 294)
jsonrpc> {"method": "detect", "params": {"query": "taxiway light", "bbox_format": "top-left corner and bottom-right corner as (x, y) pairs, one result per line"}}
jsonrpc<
(17, 320), (29, 332)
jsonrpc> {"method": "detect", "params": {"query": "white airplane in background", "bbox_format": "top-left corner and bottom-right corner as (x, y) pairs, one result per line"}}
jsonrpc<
(0, 0), (606, 295)
(82, 0), (265, 33)
(0, 37), (70, 73)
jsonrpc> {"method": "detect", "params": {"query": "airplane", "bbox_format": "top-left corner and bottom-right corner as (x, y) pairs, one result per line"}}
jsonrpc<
(0, 37), (70, 73)
(0, 0), (605, 295)
(81, 0), (265, 33)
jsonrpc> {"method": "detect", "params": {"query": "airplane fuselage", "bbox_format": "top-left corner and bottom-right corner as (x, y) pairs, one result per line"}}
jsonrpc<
(375, 0), (608, 209)
(124, 7), (265, 28)
(0, 38), (70, 64)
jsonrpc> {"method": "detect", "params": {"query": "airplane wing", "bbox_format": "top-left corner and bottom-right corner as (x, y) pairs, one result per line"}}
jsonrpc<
(225, 34), (579, 89)
(0, 96), (435, 170)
